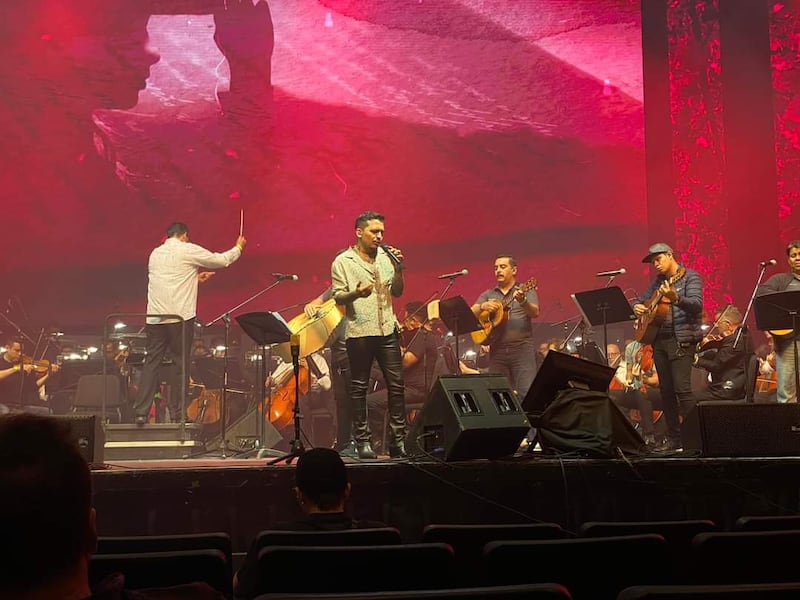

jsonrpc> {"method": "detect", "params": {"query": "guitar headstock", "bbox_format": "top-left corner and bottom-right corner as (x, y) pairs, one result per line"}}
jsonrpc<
(521, 277), (538, 292)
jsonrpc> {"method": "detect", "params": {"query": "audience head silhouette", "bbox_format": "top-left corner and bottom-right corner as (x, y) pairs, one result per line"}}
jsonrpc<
(0, 414), (96, 599)
(294, 447), (350, 512)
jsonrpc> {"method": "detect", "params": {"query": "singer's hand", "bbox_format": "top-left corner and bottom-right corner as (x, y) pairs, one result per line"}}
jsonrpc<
(304, 299), (323, 318)
(633, 303), (647, 316)
(386, 246), (404, 265)
(198, 272), (215, 283)
(236, 235), (247, 250)
(355, 282), (374, 298)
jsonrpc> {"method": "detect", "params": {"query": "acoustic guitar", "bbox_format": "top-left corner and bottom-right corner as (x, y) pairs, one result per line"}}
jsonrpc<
(633, 267), (686, 344)
(471, 277), (538, 345)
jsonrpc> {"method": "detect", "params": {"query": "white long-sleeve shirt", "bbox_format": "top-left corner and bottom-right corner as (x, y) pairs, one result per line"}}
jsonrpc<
(146, 237), (241, 324)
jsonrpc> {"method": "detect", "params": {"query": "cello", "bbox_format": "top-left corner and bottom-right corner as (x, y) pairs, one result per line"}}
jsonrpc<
(264, 299), (342, 430)
(265, 359), (310, 431)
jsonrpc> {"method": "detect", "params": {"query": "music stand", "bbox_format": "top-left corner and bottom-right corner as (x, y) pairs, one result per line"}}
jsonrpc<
(571, 286), (635, 366)
(754, 291), (800, 403)
(236, 312), (292, 457)
(438, 296), (482, 374)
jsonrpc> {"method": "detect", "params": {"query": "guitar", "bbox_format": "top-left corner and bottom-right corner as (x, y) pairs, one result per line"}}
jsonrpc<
(633, 267), (686, 344)
(471, 277), (538, 345)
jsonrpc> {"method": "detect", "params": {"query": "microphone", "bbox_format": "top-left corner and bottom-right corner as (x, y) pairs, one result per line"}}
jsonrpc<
(272, 273), (299, 281)
(596, 268), (627, 277)
(437, 269), (469, 280)
(760, 259), (777, 267)
(380, 244), (403, 268)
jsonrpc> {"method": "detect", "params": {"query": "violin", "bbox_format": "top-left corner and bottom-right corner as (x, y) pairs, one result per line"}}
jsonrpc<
(697, 333), (725, 352)
(21, 356), (51, 374)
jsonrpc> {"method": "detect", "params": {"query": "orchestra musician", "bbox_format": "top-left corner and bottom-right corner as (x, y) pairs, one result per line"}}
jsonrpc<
(690, 306), (750, 405)
(470, 254), (540, 400)
(0, 338), (59, 415)
(755, 333), (778, 401)
(367, 301), (439, 449)
(608, 340), (660, 447)
(331, 211), (406, 460)
(758, 240), (800, 404)
(633, 243), (703, 452)
(132, 222), (246, 426)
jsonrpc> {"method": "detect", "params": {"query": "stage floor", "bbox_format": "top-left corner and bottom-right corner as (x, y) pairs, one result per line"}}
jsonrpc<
(90, 451), (800, 552)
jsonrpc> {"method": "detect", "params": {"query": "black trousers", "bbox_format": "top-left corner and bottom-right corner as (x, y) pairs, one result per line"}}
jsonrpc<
(652, 335), (694, 442)
(346, 332), (406, 447)
(133, 319), (194, 421)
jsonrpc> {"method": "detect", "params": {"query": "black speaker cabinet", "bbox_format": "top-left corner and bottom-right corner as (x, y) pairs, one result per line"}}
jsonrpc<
(55, 414), (105, 464)
(407, 374), (531, 461)
(687, 401), (800, 457)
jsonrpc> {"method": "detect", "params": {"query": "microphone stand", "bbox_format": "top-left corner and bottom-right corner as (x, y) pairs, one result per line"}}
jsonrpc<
(733, 263), (770, 351)
(436, 277), (463, 374)
(205, 279), (285, 458)
(268, 337), (304, 465)
(597, 274), (618, 364)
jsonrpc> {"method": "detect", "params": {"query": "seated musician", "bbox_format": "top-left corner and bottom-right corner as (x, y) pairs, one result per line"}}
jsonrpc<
(0, 338), (59, 415)
(367, 301), (438, 450)
(690, 306), (750, 407)
(608, 339), (661, 447)
(755, 333), (778, 402)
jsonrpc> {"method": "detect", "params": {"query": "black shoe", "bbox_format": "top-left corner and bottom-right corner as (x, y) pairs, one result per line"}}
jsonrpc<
(389, 442), (407, 459)
(652, 438), (682, 454)
(134, 415), (147, 426)
(338, 440), (358, 459)
(356, 441), (377, 459)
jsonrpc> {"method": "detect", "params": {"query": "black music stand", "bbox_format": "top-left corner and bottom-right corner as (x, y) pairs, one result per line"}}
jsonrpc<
(754, 291), (800, 402)
(236, 312), (292, 458)
(571, 286), (635, 365)
(438, 296), (482, 374)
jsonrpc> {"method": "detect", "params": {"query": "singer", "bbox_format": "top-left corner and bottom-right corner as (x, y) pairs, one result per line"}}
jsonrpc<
(132, 222), (246, 426)
(331, 211), (407, 459)
(470, 254), (540, 403)
(757, 240), (800, 404)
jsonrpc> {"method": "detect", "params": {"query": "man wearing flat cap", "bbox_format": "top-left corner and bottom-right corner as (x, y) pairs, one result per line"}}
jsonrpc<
(633, 243), (703, 453)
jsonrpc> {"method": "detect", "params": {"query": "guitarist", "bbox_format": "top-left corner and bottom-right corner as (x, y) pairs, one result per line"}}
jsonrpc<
(633, 243), (703, 453)
(471, 254), (540, 400)
(758, 239), (800, 404)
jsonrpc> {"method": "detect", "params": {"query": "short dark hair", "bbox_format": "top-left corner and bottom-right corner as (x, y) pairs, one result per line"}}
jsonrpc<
(495, 254), (517, 267)
(405, 301), (426, 322)
(786, 240), (800, 256)
(3, 336), (22, 349)
(294, 448), (348, 510)
(167, 222), (189, 238)
(0, 415), (93, 594)
(355, 211), (385, 229)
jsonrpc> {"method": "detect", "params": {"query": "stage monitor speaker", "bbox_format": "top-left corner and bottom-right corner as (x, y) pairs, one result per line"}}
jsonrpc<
(406, 374), (531, 461)
(54, 414), (105, 464)
(691, 401), (800, 457)
(204, 405), (282, 454)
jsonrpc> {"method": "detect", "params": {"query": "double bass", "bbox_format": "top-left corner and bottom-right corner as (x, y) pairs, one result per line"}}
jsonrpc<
(266, 298), (343, 431)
